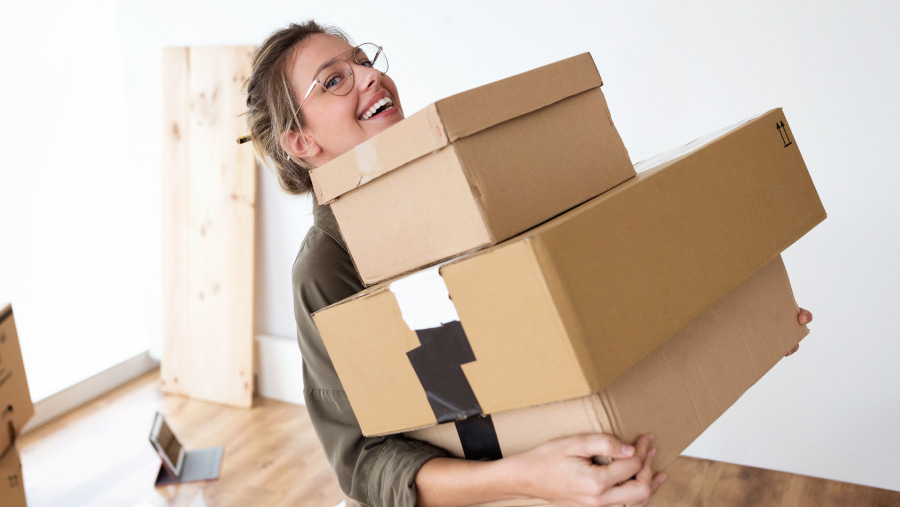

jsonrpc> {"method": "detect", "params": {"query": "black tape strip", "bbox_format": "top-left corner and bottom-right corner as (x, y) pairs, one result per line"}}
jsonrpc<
(407, 321), (502, 460)
(407, 321), (482, 422)
(0, 305), (11, 326)
(455, 415), (502, 461)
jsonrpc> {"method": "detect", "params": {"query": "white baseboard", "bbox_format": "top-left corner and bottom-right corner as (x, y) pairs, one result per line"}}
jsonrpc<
(254, 334), (304, 406)
(20, 337), (304, 435)
(22, 351), (160, 434)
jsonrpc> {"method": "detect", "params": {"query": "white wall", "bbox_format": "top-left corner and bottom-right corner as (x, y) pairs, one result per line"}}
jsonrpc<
(0, 1), (151, 400)
(3, 0), (897, 492)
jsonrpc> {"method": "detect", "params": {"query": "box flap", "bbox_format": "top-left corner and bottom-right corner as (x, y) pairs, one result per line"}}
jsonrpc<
(436, 53), (602, 142)
(313, 289), (438, 436)
(309, 53), (602, 203)
(441, 239), (591, 415)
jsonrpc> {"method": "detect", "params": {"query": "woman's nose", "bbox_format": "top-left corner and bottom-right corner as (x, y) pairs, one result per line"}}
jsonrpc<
(355, 63), (381, 91)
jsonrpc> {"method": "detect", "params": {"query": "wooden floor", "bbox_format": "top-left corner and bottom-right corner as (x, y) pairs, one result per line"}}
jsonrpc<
(17, 370), (900, 507)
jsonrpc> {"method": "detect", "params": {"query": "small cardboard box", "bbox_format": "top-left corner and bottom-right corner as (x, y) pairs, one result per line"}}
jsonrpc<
(310, 53), (635, 285)
(0, 444), (27, 507)
(313, 109), (826, 437)
(406, 256), (806, 477)
(0, 304), (34, 454)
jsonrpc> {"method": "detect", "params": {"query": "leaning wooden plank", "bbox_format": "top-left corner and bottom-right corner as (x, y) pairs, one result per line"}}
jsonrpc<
(162, 45), (257, 408)
(161, 47), (191, 398)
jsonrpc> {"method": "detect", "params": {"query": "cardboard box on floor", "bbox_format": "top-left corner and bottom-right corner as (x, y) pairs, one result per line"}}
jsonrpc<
(0, 303), (34, 455)
(310, 53), (635, 285)
(313, 109), (826, 437)
(407, 256), (805, 480)
(0, 444), (27, 507)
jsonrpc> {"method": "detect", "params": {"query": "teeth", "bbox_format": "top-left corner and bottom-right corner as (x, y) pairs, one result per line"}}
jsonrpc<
(361, 97), (393, 120)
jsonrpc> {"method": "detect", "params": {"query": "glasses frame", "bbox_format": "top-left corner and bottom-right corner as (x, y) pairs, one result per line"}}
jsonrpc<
(292, 43), (387, 127)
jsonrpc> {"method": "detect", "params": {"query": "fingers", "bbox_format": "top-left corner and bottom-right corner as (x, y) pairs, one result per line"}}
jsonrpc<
(584, 435), (653, 499)
(565, 433), (636, 460)
(635, 440), (655, 485)
(785, 344), (800, 357)
(798, 308), (813, 325)
(651, 472), (668, 494)
(600, 435), (662, 507)
(788, 308), (813, 357)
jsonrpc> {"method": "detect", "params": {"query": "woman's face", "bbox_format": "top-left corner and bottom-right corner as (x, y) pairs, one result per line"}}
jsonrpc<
(286, 34), (404, 166)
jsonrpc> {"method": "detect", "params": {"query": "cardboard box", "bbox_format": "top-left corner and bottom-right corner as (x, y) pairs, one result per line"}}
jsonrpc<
(0, 444), (27, 507)
(0, 304), (34, 454)
(313, 109), (826, 437)
(406, 256), (806, 475)
(310, 53), (635, 285)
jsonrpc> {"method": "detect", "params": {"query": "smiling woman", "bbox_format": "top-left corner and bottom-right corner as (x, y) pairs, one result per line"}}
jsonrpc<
(243, 20), (664, 507)
(244, 22), (404, 196)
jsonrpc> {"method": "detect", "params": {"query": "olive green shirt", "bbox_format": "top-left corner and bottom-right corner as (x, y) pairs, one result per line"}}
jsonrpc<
(292, 203), (448, 507)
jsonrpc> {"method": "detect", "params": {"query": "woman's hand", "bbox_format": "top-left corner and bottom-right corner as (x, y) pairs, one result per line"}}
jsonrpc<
(415, 433), (665, 507)
(785, 308), (813, 357)
(507, 433), (666, 507)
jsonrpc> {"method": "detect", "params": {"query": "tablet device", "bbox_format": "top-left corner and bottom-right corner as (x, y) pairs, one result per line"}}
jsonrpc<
(149, 412), (186, 478)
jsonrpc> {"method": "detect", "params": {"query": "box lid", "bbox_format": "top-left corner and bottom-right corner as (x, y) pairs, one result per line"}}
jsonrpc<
(309, 53), (603, 204)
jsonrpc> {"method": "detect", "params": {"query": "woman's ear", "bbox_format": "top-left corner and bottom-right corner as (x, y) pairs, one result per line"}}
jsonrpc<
(281, 129), (322, 161)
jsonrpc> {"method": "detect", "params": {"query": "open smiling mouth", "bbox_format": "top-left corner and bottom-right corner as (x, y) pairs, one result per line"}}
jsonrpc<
(360, 97), (394, 120)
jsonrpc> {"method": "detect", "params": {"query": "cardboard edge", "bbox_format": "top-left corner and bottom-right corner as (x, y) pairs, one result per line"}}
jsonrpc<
(310, 103), (448, 203)
(436, 53), (603, 142)
(529, 235), (604, 389)
(520, 238), (593, 395)
(311, 284), (390, 318)
(0, 304), (35, 446)
(633, 108), (780, 175)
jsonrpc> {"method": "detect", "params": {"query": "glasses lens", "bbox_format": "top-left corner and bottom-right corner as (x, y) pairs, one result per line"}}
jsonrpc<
(355, 44), (389, 75)
(316, 60), (353, 96)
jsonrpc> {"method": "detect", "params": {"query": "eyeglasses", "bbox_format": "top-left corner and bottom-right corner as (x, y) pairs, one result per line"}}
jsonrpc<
(236, 43), (388, 145)
(294, 43), (388, 119)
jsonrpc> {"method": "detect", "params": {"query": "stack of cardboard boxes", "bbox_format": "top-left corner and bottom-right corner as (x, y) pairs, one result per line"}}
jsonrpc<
(0, 303), (33, 507)
(310, 52), (826, 498)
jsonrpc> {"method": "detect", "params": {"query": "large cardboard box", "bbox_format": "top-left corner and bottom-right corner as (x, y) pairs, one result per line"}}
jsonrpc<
(313, 109), (826, 437)
(310, 53), (635, 285)
(406, 256), (806, 475)
(0, 304), (34, 454)
(0, 444), (27, 507)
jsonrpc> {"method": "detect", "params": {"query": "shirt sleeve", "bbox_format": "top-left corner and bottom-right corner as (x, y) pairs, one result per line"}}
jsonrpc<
(292, 226), (448, 507)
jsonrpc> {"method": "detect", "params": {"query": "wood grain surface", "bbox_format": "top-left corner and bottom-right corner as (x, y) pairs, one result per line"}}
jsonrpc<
(17, 370), (900, 506)
(161, 45), (257, 408)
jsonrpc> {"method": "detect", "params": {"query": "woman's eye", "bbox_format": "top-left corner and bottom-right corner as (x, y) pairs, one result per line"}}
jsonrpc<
(323, 73), (344, 90)
(358, 58), (374, 68)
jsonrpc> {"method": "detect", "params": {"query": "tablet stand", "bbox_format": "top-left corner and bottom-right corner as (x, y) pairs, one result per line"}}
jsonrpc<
(154, 445), (224, 486)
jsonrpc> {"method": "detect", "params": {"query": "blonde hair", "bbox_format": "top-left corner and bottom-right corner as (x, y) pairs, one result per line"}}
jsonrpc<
(245, 20), (351, 195)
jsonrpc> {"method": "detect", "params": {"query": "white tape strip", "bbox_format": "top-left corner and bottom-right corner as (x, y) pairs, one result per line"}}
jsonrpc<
(390, 265), (460, 331)
(633, 111), (765, 174)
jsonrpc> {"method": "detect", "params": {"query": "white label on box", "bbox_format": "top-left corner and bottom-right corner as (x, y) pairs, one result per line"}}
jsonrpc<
(390, 265), (460, 331)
